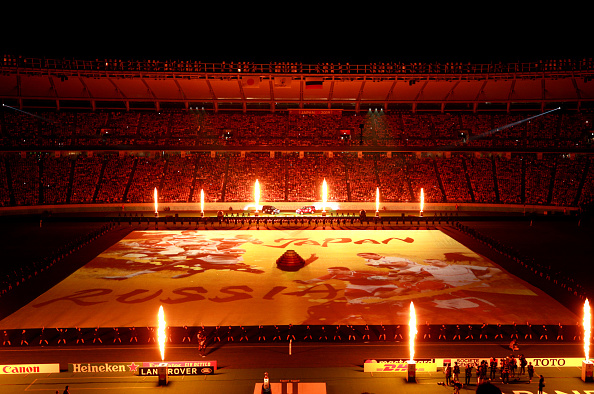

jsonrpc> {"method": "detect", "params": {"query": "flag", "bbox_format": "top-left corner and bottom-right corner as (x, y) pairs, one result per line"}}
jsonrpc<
(274, 77), (292, 88)
(241, 76), (260, 88)
(305, 80), (324, 89)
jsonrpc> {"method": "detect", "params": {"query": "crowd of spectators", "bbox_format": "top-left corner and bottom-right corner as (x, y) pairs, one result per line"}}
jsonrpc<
(436, 156), (472, 203)
(8, 153), (40, 206)
(0, 157), (12, 206)
(40, 155), (71, 205)
(159, 153), (196, 203)
(4, 54), (592, 75)
(193, 153), (226, 202)
(285, 153), (318, 202)
(284, 152), (349, 202)
(70, 155), (103, 204)
(0, 151), (592, 208)
(524, 156), (555, 205)
(550, 157), (585, 206)
(0, 109), (592, 208)
(126, 156), (166, 203)
(578, 156), (594, 213)
(225, 152), (286, 202)
(347, 153), (378, 202)
(407, 156), (445, 203)
(465, 156), (498, 203)
(375, 153), (412, 202)
(1, 110), (592, 150)
(94, 155), (135, 203)
(494, 156), (523, 204)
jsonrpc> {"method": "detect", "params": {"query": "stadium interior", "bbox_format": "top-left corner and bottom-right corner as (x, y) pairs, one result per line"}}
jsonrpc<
(0, 54), (593, 370)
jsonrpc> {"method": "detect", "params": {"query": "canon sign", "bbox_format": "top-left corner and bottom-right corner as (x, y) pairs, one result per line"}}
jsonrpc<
(3, 365), (39, 374)
(0, 364), (60, 374)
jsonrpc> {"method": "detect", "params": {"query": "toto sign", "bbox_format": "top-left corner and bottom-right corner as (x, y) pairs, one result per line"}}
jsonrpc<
(438, 357), (586, 368)
(528, 357), (573, 367)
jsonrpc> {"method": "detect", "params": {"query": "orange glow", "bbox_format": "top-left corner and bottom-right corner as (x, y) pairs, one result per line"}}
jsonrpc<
(585, 299), (591, 362)
(154, 187), (158, 214)
(157, 305), (166, 361)
(376, 187), (380, 213)
(420, 188), (424, 214)
(200, 189), (204, 214)
(409, 301), (417, 362)
(254, 179), (260, 213)
(322, 178), (328, 213)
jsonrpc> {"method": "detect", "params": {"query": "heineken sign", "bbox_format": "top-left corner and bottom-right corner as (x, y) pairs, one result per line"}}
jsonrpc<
(68, 361), (216, 376)
(69, 362), (140, 373)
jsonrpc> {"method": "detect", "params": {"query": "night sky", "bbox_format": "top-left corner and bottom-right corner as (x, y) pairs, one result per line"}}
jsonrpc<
(1, 7), (588, 65)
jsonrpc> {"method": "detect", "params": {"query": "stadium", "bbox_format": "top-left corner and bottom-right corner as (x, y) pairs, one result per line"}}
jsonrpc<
(0, 20), (593, 393)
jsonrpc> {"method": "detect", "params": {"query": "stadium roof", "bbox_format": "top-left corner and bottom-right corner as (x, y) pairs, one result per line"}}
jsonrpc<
(1, 7), (590, 112)
(1, 57), (593, 112)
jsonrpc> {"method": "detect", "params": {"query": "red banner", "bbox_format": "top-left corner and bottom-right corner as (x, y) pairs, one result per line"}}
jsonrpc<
(288, 109), (342, 116)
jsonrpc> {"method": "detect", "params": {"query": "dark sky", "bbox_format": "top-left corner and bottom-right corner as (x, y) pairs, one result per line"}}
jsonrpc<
(1, 8), (588, 65)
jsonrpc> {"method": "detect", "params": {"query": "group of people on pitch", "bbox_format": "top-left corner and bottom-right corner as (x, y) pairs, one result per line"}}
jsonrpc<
(442, 355), (544, 393)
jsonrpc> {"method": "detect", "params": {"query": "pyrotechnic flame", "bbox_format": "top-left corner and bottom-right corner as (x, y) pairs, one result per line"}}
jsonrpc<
(376, 187), (380, 213)
(254, 179), (260, 212)
(420, 188), (424, 214)
(154, 187), (158, 214)
(322, 178), (328, 213)
(158, 305), (166, 361)
(409, 301), (417, 362)
(200, 189), (204, 214)
(585, 299), (591, 362)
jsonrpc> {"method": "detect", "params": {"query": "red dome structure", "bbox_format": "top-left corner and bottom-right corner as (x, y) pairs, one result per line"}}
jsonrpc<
(276, 250), (306, 271)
